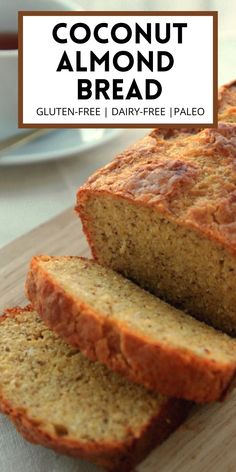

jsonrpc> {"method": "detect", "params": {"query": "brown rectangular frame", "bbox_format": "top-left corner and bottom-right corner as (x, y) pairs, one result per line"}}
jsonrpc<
(18, 11), (218, 129)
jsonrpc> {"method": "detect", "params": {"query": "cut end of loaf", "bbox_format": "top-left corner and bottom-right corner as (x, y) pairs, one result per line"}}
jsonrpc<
(76, 191), (236, 337)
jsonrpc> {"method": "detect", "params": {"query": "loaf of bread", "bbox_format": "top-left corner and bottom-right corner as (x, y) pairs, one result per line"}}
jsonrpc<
(0, 306), (189, 472)
(76, 80), (236, 336)
(26, 255), (236, 403)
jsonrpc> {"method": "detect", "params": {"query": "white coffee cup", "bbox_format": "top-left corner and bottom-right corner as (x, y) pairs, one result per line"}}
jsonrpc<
(0, 0), (82, 140)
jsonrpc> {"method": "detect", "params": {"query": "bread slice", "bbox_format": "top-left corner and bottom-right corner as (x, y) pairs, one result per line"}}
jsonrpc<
(26, 255), (236, 403)
(76, 80), (236, 336)
(0, 306), (189, 472)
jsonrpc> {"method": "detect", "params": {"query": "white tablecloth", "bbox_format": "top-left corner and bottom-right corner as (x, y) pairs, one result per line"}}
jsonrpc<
(0, 415), (100, 472)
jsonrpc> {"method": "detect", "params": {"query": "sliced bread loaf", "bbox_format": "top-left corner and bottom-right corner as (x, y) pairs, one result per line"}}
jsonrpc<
(26, 256), (236, 403)
(76, 80), (236, 336)
(0, 306), (189, 472)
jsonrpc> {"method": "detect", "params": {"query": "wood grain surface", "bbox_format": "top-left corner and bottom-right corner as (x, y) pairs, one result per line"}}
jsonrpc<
(0, 208), (236, 472)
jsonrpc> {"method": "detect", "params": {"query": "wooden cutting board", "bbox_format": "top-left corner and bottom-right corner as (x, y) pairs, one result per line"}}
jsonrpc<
(0, 208), (236, 472)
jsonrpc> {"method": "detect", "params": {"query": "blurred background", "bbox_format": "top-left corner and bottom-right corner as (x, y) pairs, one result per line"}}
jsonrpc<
(80, 0), (236, 84)
(1, 0), (236, 248)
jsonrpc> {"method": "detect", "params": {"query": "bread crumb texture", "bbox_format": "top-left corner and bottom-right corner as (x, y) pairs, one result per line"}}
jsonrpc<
(0, 307), (189, 471)
(0, 309), (160, 441)
(79, 194), (236, 335)
(26, 256), (236, 402)
(29, 257), (236, 364)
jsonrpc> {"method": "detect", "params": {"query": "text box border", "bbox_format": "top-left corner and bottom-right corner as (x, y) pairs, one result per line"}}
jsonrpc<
(18, 10), (218, 129)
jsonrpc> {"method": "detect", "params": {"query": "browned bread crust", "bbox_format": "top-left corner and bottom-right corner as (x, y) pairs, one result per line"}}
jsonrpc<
(75, 80), (236, 336)
(26, 256), (236, 404)
(0, 306), (190, 472)
(76, 80), (236, 258)
(218, 79), (236, 122)
(76, 121), (236, 256)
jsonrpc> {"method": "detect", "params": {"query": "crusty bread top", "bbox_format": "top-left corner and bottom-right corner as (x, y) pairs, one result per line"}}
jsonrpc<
(77, 80), (236, 255)
(218, 80), (236, 122)
(0, 307), (166, 443)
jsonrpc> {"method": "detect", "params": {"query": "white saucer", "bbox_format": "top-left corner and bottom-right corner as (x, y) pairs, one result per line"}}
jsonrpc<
(0, 128), (122, 166)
